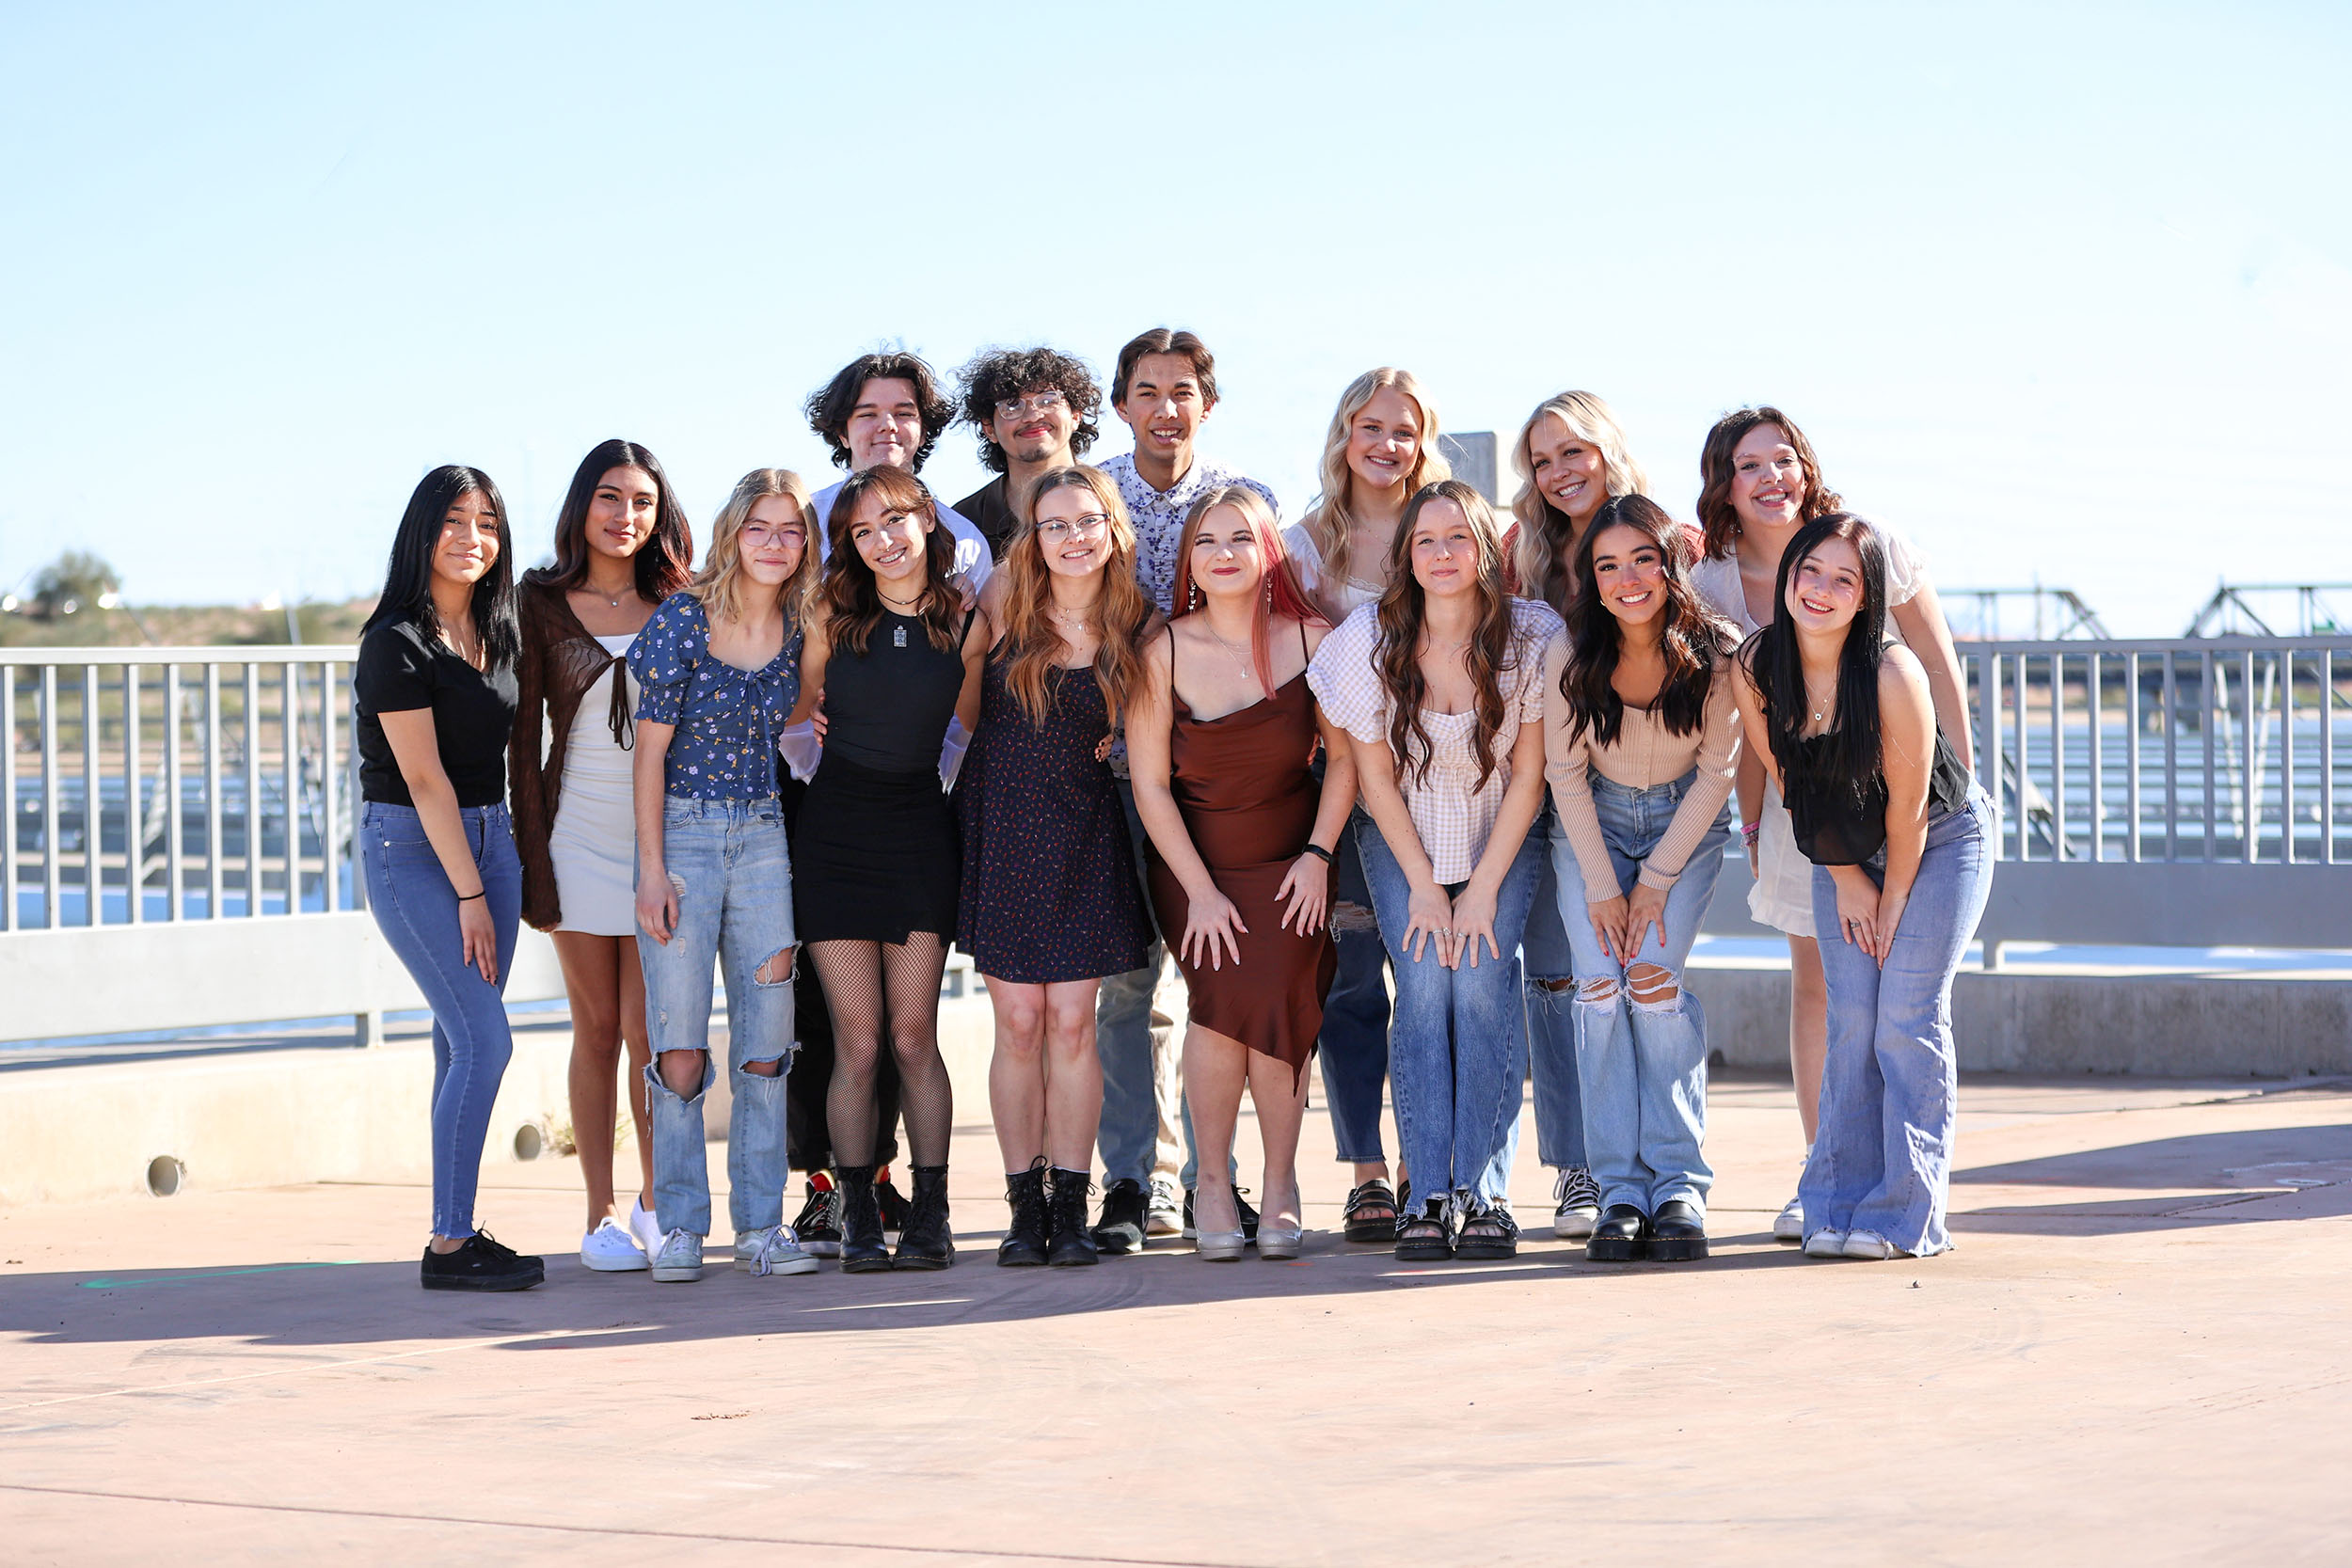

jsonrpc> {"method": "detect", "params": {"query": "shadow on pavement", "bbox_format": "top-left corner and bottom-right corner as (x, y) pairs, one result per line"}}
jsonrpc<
(1951, 1122), (2352, 1231)
(0, 1230), (1820, 1355)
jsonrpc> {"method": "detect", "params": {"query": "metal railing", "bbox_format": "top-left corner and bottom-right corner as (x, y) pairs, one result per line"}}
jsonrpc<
(9, 636), (2351, 932)
(1963, 636), (2352, 867)
(3, 646), (358, 931)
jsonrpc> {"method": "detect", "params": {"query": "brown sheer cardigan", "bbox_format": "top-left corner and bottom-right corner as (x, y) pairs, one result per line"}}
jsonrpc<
(510, 579), (639, 932)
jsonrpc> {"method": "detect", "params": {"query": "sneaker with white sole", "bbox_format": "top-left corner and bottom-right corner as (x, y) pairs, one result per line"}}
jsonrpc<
(650, 1227), (705, 1282)
(628, 1196), (662, 1261)
(1145, 1178), (1184, 1238)
(1773, 1148), (1810, 1243)
(1841, 1229), (1899, 1260)
(791, 1178), (843, 1258)
(734, 1225), (819, 1276)
(1551, 1167), (1600, 1240)
(580, 1216), (649, 1273)
(1802, 1228), (1849, 1259)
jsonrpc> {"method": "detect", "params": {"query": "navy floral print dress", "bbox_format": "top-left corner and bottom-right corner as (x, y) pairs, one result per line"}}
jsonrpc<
(955, 655), (1149, 984)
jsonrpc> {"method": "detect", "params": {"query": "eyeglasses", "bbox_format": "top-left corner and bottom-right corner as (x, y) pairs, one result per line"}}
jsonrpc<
(742, 524), (806, 549)
(994, 389), (1070, 421)
(1037, 513), (1111, 546)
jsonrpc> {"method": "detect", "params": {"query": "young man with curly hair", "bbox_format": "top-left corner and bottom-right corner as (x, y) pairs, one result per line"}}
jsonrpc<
(952, 346), (1103, 562)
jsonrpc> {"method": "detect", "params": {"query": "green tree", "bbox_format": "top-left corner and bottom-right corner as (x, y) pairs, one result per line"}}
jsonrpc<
(31, 549), (120, 618)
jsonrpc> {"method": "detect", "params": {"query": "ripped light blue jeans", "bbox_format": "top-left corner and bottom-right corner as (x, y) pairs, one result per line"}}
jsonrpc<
(1555, 769), (1729, 1217)
(638, 795), (797, 1240)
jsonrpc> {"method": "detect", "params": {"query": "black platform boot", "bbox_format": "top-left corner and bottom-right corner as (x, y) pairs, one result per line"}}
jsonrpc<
(893, 1164), (956, 1270)
(835, 1164), (892, 1274)
(998, 1164), (1049, 1267)
(1046, 1167), (1100, 1268)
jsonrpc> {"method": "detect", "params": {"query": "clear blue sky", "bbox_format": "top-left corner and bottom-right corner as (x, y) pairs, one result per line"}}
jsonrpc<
(3, 2), (2346, 634)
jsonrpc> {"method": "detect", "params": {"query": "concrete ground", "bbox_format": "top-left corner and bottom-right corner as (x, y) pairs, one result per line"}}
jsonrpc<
(2, 1068), (2348, 1566)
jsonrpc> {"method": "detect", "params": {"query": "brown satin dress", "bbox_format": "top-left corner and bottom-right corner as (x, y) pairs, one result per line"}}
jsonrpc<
(1145, 628), (1338, 1081)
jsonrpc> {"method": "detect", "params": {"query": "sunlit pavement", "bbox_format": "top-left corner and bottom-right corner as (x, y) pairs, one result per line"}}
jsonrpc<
(3, 1069), (2348, 1566)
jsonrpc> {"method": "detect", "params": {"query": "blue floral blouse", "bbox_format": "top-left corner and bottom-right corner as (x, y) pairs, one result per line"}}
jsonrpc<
(628, 595), (803, 801)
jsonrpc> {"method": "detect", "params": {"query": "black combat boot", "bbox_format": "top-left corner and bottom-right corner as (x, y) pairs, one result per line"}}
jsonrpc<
(835, 1164), (892, 1274)
(892, 1164), (956, 1270)
(1046, 1167), (1100, 1268)
(998, 1164), (1049, 1267)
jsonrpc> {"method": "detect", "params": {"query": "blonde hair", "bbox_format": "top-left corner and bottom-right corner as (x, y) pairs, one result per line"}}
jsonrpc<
(1297, 368), (1452, 599)
(692, 468), (818, 629)
(1508, 390), (1649, 610)
(995, 465), (1152, 729)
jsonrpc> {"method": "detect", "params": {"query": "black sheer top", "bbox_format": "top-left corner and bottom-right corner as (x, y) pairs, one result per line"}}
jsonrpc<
(1787, 725), (1970, 865)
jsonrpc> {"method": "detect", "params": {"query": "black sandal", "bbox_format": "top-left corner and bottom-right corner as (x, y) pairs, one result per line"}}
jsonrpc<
(1343, 1180), (1399, 1243)
(1455, 1205), (1519, 1261)
(1394, 1197), (1454, 1262)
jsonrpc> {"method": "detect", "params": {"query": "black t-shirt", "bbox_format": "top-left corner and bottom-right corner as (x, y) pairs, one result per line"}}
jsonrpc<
(354, 617), (520, 807)
(953, 476), (1021, 562)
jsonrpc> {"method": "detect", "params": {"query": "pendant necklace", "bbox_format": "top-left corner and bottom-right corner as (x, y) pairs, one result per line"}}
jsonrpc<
(879, 587), (921, 646)
(1203, 620), (1257, 684)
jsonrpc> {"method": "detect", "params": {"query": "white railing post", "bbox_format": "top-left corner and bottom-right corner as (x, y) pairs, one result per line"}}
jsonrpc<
(40, 665), (60, 928)
(1, 665), (15, 932)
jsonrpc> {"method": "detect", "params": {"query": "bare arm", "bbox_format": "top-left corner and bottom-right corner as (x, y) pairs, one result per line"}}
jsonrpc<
(376, 708), (499, 983)
(785, 612), (831, 727)
(1869, 647), (1938, 956)
(1891, 579), (1972, 771)
(953, 609), (990, 737)
(632, 718), (678, 943)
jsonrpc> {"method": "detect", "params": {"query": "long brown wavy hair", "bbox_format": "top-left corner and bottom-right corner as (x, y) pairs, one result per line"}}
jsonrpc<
(1375, 479), (1523, 794)
(1695, 406), (1843, 562)
(1556, 495), (1734, 747)
(818, 465), (961, 657)
(993, 465), (1152, 729)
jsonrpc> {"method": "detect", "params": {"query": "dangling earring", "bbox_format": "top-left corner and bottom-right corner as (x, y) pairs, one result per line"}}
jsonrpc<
(1189, 580), (1202, 611)
(1263, 576), (1275, 610)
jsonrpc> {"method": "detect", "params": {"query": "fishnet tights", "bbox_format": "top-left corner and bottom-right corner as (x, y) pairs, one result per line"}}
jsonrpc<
(807, 933), (954, 1167)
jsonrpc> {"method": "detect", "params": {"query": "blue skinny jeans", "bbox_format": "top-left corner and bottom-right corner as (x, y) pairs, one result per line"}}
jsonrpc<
(1319, 807), (1393, 1164)
(1522, 801), (1588, 1171)
(358, 800), (521, 1240)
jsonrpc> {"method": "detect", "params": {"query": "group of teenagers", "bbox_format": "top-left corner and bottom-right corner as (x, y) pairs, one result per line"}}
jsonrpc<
(352, 327), (1995, 1295)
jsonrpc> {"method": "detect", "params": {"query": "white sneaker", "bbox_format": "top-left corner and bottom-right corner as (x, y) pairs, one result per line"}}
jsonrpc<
(1802, 1229), (1849, 1259)
(734, 1225), (819, 1276)
(1841, 1229), (1899, 1260)
(1145, 1178), (1184, 1237)
(1551, 1167), (1600, 1240)
(580, 1216), (649, 1272)
(628, 1196), (662, 1260)
(650, 1227), (704, 1282)
(1773, 1148), (1810, 1243)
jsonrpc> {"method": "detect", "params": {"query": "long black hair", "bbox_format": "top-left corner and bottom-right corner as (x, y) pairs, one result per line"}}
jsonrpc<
(1557, 495), (1732, 747)
(362, 465), (520, 672)
(523, 438), (694, 603)
(1748, 512), (1888, 801)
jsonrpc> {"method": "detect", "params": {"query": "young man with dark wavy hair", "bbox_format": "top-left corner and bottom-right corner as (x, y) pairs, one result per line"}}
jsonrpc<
(952, 345), (1103, 562)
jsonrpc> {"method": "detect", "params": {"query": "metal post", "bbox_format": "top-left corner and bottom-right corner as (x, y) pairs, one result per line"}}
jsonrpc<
(2013, 654), (2030, 859)
(2281, 651), (2297, 865)
(1977, 649), (2003, 858)
(2241, 647), (2258, 864)
(2326, 649), (2338, 865)
(2052, 653), (2069, 860)
(2163, 654), (2180, 862)
(2201, 650), (2216, 861)
(2125, 652), (2142, 863)
(1, 666), (15, 931)
(164, 665), (184, 921)
(320, 661), (340, 914)
(204, 664), (224, 916)
(243, 663), (261, 915)
(282, 661), (302, 913)
(124, 665), (143, 924)
(81, 665), (101, 924)
(2088, 651), (2104, 862)
(40, 665), (59, 928)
